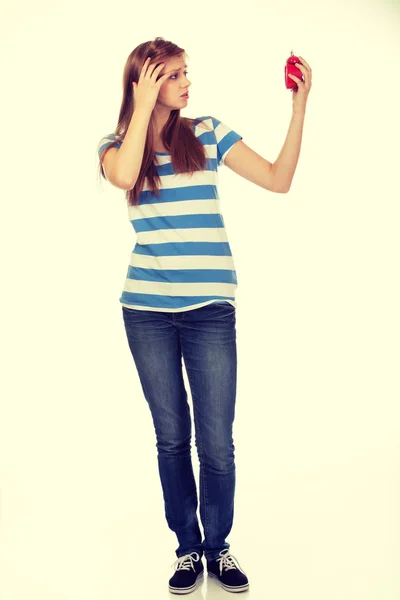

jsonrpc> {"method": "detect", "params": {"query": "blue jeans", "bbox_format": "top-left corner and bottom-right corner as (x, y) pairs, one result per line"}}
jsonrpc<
(122, 301), (237, 562)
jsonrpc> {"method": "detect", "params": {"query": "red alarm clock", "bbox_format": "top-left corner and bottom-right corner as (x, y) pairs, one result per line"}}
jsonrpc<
(285, 50), (305, 90)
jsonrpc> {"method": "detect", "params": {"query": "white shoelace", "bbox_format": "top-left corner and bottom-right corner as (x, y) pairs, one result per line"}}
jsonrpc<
(215, 550), (245, 576)
(171, 551), (201, 572)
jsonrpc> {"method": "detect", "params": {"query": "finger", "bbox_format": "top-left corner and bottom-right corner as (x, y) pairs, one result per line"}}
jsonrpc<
(138, 57), (153, 81)
(146, 62), (157, 78)
(160, 69), (173, 78)
(144, 60), (163, 79)
(149, 62), (167, 79)
(150, 61), (167, 72)
(289, 74), (306, 85)
(298, 56), (311, 71)
(154, 62), (167, 71)
(155, 68), (173, 85)
(141, 57), (151, 73)
(157, 72), (172, 86)
(295, 63), (308, 77)
(289, 73), (305, 85)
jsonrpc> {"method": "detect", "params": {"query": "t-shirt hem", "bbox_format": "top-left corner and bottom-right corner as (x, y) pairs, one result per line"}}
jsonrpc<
(120, 299), (236, 312)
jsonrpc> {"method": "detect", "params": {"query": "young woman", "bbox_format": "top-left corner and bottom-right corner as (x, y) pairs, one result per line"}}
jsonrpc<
(97, 36), (311, 595)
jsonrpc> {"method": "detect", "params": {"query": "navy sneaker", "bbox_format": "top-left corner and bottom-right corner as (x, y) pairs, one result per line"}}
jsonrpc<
(207, 549), (249, 593)
(168, 551), (204, 595)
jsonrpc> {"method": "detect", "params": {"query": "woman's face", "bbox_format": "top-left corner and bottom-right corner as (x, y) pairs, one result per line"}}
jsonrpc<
(157, 56), (191, 108)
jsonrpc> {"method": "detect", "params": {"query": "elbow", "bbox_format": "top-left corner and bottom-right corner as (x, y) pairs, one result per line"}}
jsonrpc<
(114, 168), (138, 191)
(273, 184), (290, 194)
(120, 177), (137, 191)
(271, 170), (290, 194)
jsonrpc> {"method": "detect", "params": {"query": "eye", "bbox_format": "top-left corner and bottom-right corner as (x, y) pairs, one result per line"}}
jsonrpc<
(170, 70), (189, 80)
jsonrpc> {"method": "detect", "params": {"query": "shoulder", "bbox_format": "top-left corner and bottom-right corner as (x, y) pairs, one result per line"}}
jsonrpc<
(186, 115), (214, 132)
(192, 116), (233, 137)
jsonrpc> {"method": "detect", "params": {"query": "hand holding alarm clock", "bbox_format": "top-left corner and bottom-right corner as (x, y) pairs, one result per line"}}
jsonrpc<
(285, 50), (312, 113)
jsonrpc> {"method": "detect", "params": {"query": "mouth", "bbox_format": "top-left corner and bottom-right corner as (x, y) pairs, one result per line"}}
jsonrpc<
(181, 93), (189, 98)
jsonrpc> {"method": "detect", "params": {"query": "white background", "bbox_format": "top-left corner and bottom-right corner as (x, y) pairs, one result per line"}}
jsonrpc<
(1, 0), (399, 598)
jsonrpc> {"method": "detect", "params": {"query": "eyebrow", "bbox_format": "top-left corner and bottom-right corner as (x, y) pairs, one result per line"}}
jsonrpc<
(170, 64), (188, 72)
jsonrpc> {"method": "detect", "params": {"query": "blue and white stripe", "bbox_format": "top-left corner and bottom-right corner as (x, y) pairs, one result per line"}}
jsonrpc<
(97, 116), (242, 312)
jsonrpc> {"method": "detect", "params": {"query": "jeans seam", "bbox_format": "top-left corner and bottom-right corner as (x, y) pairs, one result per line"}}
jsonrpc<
(186, 366), (209, 553)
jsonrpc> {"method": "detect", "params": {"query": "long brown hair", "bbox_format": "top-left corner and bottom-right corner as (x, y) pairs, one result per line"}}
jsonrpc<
(97, 37), (211, 207)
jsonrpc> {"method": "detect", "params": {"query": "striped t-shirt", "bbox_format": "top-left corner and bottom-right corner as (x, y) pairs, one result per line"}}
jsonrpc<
(97, 115), (242, 312)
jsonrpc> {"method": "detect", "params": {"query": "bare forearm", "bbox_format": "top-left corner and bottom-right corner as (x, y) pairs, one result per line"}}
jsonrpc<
(114, 106), (153, 189)
(272, 109), (306, 193)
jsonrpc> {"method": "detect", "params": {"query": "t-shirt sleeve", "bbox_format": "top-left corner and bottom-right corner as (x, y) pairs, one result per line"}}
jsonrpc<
(97, 134), (122, 178)
(212, 117), (242, 166)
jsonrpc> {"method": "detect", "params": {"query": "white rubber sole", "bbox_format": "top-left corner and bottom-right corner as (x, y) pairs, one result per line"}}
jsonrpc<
(208, 570), (250, 593)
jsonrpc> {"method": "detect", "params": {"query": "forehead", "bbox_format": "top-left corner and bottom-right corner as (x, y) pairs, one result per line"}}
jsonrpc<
(163, 56), (187, 73)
